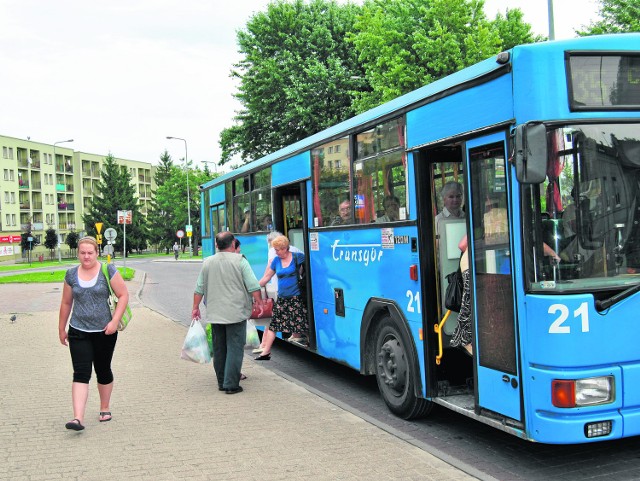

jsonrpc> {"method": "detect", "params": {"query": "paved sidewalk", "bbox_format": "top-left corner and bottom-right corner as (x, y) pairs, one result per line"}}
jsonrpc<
(0, 274), (476, 480)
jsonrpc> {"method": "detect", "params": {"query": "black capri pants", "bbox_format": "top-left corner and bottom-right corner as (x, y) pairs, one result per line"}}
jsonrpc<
(68, 326), (118, 384)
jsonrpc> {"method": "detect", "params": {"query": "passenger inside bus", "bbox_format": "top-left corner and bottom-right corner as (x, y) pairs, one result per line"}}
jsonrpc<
(240, 207), (252, 233)
(435, 181), (465, 236)
(331, 199), (351, 226)
(259, 214), (273, 231)
(376, 195), (400, 222)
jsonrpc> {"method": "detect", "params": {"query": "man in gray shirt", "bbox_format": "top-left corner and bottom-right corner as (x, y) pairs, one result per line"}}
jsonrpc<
(192, 231), (262, 394)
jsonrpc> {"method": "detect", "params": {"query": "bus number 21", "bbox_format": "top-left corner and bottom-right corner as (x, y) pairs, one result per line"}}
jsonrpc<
(548, 302), (589, 334)
(406, 290), (421, 314)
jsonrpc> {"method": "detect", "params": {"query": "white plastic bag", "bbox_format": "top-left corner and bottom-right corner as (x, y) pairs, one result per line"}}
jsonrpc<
(245, 320), (260, 348)
(181, 319), (212, 364)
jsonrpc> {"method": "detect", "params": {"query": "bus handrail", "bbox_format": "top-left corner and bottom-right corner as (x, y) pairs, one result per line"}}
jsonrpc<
(434, 310), (452, 365)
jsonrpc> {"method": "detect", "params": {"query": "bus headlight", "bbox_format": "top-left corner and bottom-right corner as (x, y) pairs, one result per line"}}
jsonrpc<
(551, 376), (614, 408)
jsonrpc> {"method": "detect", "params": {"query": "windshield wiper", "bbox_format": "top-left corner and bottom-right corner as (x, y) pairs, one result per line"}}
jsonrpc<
(595, 283), (640, 311)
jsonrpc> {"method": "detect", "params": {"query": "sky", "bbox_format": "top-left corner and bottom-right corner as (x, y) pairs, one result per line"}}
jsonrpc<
(0, 0), (600, 170)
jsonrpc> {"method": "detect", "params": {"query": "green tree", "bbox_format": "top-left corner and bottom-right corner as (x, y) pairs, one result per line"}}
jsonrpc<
(188, 168), (210, 256)
(149, 164), (181, 253)
(43, 227), (58, 259)
(82, 153), (149, 256)
(577, 0), (640, 35)
(492, 8), (546, 50)
(152, 164), (210, 255)
(350, 0), (540, 112)
(219, 0), (366, 165)
(20, 220), (37, 256)
(66, 230), (80, 258)
(147, 150), (177, 253)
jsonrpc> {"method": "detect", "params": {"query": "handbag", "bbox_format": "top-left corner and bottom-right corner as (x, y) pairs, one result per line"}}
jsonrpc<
(102, 262), (133, 331)
(444, 267), (463, 312)
(181, 318), (212, 364)
(294, 253), (306, 298)
(250, 287), (273, 319)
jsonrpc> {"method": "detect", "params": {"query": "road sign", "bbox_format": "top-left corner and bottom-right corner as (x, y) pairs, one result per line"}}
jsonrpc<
(185, 224), (192, 233)
(176, 230), (184, 239)
(96, 234), (103, 244)
(117, 210), (132, 225)
(95, 222), (103, 234)
(104, 228), (117, 242)
(187, 231), (192, 237)
(103, 244), (114, 256)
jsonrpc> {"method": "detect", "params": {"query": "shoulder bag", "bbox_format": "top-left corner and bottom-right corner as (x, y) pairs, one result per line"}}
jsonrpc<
(294, 253), (306, 298)
(102, 263), (133, 331)
(444, 266), (463, 313)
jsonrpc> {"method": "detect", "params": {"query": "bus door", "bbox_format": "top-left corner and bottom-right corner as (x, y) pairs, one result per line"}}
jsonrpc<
(466, 133), (522, 421)
(272, 182), (315, 349)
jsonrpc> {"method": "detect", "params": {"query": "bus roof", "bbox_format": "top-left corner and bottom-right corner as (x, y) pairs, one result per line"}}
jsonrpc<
(202, 33), (640, 190)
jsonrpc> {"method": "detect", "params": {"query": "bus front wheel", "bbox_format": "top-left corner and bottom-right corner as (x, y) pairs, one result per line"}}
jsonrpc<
(374, 317), (431, 419)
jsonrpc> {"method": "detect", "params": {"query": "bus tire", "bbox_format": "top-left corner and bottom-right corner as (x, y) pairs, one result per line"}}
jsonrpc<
(374, 316), (432, 419)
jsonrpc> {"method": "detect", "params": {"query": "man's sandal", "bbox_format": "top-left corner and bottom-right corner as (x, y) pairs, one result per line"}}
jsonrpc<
(99, 412), (112, 422)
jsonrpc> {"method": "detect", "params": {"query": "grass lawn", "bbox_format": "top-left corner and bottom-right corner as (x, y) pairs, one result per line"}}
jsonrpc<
(0, 251), (177, 273)
(0, 266), (135, 284)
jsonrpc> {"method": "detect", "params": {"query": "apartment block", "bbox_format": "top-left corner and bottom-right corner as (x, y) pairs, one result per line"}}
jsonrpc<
(0, 135), (155, 260)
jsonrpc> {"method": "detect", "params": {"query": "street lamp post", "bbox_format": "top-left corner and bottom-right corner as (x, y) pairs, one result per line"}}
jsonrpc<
(201, 160), (217, 173)
(53, 139), (74, 262)
(166, 136), (192, 257)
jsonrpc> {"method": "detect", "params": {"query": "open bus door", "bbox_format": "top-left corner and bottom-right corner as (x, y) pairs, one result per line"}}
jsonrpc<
(466, 133), (522, 422)
(272, 181), (315, 350)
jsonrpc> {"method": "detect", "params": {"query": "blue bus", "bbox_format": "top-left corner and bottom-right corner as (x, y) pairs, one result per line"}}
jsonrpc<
(199, 34), (640, 444)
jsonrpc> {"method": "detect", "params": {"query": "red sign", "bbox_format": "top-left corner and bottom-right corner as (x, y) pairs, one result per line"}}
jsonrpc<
(1, 236), (21, 243)
(176, 230), (184, 238)
(117, 210), (132, 225)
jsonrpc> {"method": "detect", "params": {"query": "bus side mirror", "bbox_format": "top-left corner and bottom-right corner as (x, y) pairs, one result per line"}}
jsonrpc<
(514, 123), (548, 184)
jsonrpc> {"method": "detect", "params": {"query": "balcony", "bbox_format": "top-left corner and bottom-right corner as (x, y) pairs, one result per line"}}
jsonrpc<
(58, 203), (68, 210)
(30, 181), (42, 190)
(32, 201), (42, 210)
(18, 180), (29, 189)
(56, 183), (66, 192)
(19, 202), (30, 210)
(32, 222), (44, 231)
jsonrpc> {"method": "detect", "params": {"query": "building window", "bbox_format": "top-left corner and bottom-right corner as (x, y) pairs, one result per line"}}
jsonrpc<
(10, 192), (15, 204)
(2, 147), (7, 159)
(4, 192), (8, 203)
(11, 214), (16, 226)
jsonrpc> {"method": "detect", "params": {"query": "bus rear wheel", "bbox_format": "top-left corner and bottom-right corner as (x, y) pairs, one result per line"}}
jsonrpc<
(374, 317), (432, 419)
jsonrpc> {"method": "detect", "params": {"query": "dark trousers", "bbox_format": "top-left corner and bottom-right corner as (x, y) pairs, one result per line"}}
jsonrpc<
(211, 321), (246, 390)
(68, 325), (118, 384)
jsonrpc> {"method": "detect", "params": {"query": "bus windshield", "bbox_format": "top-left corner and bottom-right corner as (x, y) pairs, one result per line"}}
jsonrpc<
(524, 123), (640, 293)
